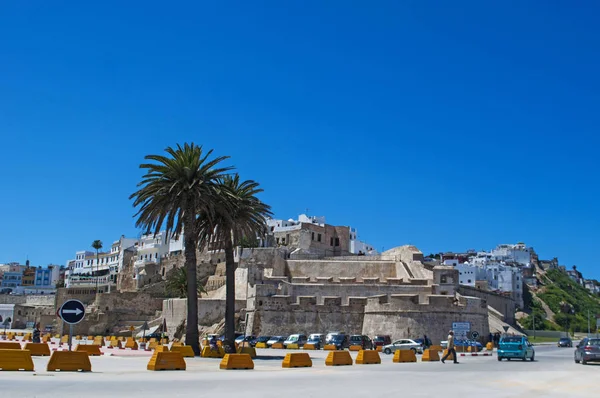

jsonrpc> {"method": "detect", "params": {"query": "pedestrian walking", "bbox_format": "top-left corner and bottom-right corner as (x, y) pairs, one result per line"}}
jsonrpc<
(441, 330), (458, 364)
(423, 334), (432, 349)
(32, 323), (41, 344)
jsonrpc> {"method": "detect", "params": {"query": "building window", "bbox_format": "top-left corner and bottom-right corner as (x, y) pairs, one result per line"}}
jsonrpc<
(312, 232), (315, 241)
(330, 238), (334, 246)
(281, 238), (285, 244)
(317, 234), (322, 242)
(335, 238), (340, 247)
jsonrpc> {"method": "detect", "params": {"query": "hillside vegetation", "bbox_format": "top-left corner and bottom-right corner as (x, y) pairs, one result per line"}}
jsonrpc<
(521, 269), (600, 333)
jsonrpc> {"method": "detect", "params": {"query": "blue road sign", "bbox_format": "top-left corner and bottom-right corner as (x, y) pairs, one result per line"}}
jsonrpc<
(58, 300), (85, 325)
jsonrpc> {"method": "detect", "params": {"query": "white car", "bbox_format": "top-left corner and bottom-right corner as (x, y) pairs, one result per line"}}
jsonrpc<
(382, 339), (423, 355)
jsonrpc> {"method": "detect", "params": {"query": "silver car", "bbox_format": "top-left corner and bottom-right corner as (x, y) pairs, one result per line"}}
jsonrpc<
(574, 338), (600, 365)
(382, 339), (423, 355)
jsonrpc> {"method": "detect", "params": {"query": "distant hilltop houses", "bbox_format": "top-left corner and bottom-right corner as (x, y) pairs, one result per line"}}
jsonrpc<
(0, 217), (598, 302)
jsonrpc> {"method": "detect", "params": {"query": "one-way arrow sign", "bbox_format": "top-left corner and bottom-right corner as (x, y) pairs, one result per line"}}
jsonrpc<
(58, 300), (85, 325)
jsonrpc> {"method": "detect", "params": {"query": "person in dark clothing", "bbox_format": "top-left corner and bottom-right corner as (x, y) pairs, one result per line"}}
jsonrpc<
(32, 323), (41, 343)
(423, 335), (432, 349)
(441, 330), (458, 364)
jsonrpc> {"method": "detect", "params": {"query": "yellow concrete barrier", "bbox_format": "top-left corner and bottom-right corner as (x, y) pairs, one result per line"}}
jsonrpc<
(486, 342), (494, 351)
(325, 350), (353, 366)
(255, 342), (267, 349)
(303, 343), (316, 350)
(7, 333), (15, 341)
(220, 354), (254, 370)
(93, 337), (105, 347)
(355, 350), (381, 365)
(0, 349), (34, 371)
(201, 346), (225, 358)
(422, 349), (440, 362)
(286, 343), (299, 350)
(23, 333), (32, 341)
(16, 332), (23, 337)
(376, 346), (382, 352)
(349, 345), (362, 352)
(118, 336), (125, 342)
(0, 342), (21, 350)
(42, 335), (50, 344)
(393, 350), (417, 363)
(237, 346), (257, 358)
(282, 352), (312, 368)
(429, 345), (443, 352)
(110, 336), (117, 341)
(75, 344), (102, 356)
(160, 338), (169, 345)
(467, 346), (478, 353)
(155, 345), (169, 353)
(54, 334), (61, 339)
(109, 340), (122, 349)
(47, 351), (91, 372)
(125, 339), (138, 350)
(24, 343), (51, 356)
(75, 335), (82, 341)
(171, 341), (183, 347)
(170, 345), (195, 357)
(271, 342), (284, 349)
(86, 335), (94, 341)
(441, 349), (455, 361)
(323, 344), (337, 351)
(148, 341), (159, 350)
(147, 351), (186, 371)
(60, 335), (69, 344)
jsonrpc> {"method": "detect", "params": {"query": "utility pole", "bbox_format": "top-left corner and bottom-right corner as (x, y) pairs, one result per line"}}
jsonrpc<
(533, 311), (536, 340)
(588, 309), (591, 337)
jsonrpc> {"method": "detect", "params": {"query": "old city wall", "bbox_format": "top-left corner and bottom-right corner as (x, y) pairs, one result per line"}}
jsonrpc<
(285, 260), (397, 280)
(0, 295), (55, 306)
(458, 285), (516, 324)
(162, 298), (246, 339)
(362, 294), (489, 344)
(249, 295), (367, 336)
(280, 282), (434, 305)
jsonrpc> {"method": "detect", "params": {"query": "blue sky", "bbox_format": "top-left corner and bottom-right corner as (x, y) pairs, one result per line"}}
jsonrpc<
(1, 1), (599, 279)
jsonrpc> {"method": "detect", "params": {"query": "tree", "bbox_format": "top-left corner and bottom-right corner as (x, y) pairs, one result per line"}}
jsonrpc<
(130, 143), (231, 355)
(165, 267), (207, 298)
(198, 174), (272, 352)
(91, 240), (103, 294)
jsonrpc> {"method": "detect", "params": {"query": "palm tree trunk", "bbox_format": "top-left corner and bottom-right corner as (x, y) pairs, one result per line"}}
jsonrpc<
(224, 232), (236, 353)
(183, 222), (200, 356)
(95, 250), (99, 295)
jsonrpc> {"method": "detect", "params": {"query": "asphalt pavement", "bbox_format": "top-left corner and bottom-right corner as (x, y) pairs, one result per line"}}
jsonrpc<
(0, 345), (595, 398)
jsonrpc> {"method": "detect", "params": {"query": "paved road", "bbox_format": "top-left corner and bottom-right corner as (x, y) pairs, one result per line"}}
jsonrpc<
(0, 346), (595, 398)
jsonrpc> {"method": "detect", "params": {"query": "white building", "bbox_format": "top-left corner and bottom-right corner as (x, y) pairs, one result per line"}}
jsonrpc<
(490, 243), (532, 266)
(349, 227), (378, 255)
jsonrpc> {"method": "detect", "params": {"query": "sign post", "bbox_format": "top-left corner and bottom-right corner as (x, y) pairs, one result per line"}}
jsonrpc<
(2, 317), (10, 339)
(139, 321), (149, 350)
(57, 300), (86, 352)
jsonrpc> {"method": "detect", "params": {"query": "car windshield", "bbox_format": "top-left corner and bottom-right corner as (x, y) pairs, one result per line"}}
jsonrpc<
(288, 336), (298, 342)
(258, 337), (270, 342)
(501, 337), (522, 343)
(587, 339), (600, 346)
(350, 336), (361, 341)
(373, 336), (386, 342)
(559, 338), (570, 342)
(330, 335), (344, 342)
(270, 336), (283, 341)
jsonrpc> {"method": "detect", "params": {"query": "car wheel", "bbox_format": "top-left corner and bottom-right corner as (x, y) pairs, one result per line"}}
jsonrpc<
(384, 348), (391, 355)
(497, 356), (502, 361)
(582, 359), (587, 365)
(575, 359), (580, 364)
(530, 354), (534, 362)
(507, 358), (511, 361)
(411, 348), (417, 354)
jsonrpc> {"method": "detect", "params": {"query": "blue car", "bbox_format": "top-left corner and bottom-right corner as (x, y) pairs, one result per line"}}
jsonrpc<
(497, 336), (535, 361)
(441, 339), (483, 351)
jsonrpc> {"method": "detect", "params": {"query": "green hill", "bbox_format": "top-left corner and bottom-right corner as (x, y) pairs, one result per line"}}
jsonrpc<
(521, 268), (600, 333)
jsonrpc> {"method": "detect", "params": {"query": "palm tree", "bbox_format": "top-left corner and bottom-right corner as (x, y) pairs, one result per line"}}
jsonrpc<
(91, 240), (103, 294)
(198, 174), (272, 352)
(165, 267), (207, 298)
(130, 143), (231, 355)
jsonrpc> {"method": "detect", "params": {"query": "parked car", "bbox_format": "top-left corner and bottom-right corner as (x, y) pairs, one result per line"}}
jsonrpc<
(441, 339), (483, 352)
(284, 334), (307, 348)
(307, 334), (324, 349)
(219, 332), (244, 342)
(266, 336), (286, 347)
(235, 335), (257, 347)
(349, 335), (373, 349)
(372, 335), (392, 348)
(255, 336), (271, 346)
(382, 339), (423, 355)
(557, 337), (573, 348)
(497, 336), (535, 361)
(325, 333), (349, 350)
(574, 338), (600, 365)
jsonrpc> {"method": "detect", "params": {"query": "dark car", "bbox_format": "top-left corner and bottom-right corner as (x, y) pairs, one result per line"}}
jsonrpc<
(349, 335), (373, 349)
(325, 333), (349, 350)
(372, 335), (392, 348)
(558, 337), (573, 348)
(255, 336), (271, 346)
(574, 338), (600, 365)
